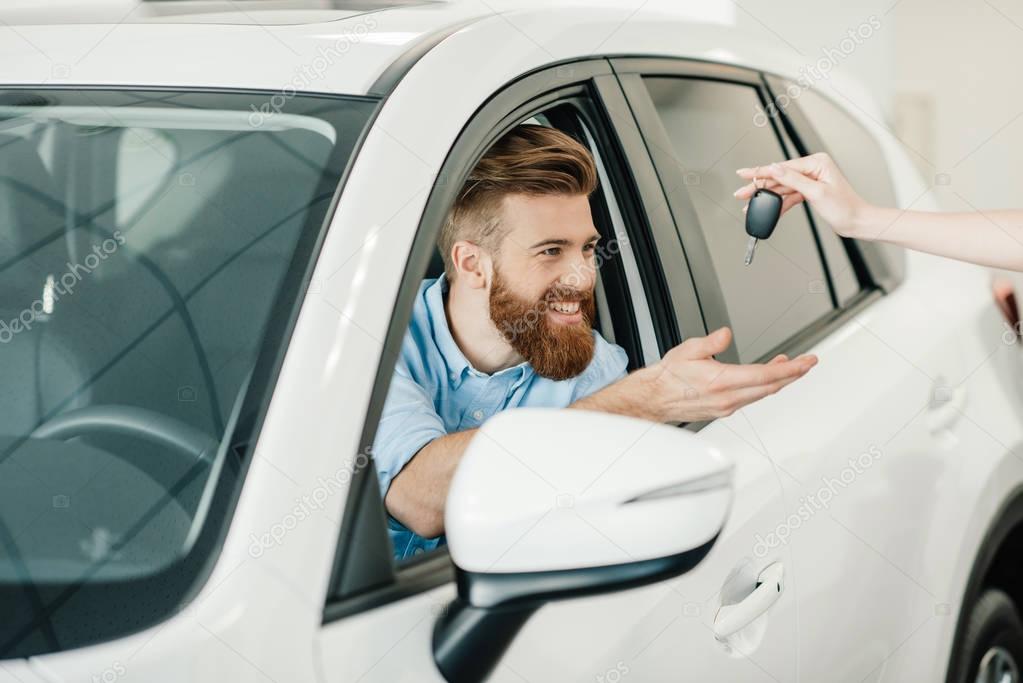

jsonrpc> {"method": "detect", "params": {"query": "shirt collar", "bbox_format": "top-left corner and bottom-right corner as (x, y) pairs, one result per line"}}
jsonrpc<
(425, 274), (533, 390)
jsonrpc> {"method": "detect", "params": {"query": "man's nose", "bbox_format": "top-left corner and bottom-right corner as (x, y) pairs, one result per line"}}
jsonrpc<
(559, 255), (596, 292)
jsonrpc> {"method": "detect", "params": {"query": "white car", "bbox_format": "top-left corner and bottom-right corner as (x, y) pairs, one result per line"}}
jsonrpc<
(1, 2), (1022, 682)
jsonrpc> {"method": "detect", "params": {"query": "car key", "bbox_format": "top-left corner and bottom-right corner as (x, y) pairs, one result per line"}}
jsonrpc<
(743, 180), (784, 265)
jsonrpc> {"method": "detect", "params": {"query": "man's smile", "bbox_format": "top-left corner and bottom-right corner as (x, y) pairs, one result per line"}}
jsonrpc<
(547, 300), (583, 325)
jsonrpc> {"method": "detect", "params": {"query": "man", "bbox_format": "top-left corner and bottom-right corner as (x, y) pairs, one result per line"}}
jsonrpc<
(374, 125), (818, 559)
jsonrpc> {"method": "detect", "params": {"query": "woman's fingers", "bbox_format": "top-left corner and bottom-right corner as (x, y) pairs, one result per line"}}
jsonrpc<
(737, 154), (831, 180)
(780, 192), (806, 215)
(735, 153), (835, 197)
(764, 163), (822, 200)
(734, 178), (800, 199)
(736, 180), (804, 217)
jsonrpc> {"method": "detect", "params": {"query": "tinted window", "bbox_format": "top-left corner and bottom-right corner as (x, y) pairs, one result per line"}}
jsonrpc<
(792, 84), (897, 208)
(789, 83), (899, 300)
(644, 77), (832, 361)
(0, 88), (375, 657)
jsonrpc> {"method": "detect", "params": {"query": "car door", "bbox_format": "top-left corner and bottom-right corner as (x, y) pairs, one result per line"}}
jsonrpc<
(316, 61), (799, 683)
(620, 57), (983, 681)
(760, 78), (1003, 681)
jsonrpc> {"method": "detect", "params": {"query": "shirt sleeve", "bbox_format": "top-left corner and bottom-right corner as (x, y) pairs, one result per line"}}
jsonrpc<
(371, 359), (447, 501)
(570, 333), (629, 402)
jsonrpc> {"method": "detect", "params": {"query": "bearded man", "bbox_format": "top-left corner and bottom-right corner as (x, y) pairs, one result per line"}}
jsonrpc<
(372, 125), (817, 559)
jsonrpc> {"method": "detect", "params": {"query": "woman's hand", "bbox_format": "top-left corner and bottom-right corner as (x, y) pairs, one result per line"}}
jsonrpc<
(733, 152), (875, 238)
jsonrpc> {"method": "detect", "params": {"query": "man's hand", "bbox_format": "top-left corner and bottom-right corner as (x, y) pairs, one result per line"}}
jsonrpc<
(733, 152), (875, 239)
(573, 328), (817, 423)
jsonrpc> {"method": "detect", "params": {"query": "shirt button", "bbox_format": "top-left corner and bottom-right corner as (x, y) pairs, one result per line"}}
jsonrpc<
(413, 547), (425, 556)
(472, 409), (484, 420)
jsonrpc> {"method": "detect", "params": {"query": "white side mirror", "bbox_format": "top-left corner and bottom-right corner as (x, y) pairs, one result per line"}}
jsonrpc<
(434, 408), (733, 683)
(447, 407), (731, 572)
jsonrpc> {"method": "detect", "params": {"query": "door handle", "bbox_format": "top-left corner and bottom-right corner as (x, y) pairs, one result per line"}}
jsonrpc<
(713, 563), (784, 640)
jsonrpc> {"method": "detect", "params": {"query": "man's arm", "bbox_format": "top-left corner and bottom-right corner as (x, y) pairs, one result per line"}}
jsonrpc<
(386, 328), (817, 537)
(385, 428), (476, 539)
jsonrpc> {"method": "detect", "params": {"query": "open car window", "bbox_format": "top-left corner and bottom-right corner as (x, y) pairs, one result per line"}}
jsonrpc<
(373, 103), (654, 566)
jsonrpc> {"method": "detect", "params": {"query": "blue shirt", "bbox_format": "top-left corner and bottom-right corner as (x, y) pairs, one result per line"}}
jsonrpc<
(372, 275), (629, 560)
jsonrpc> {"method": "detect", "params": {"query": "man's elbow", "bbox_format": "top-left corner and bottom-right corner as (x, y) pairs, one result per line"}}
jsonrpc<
(407, 514), (444, 540)
(385, 487), (445, 539)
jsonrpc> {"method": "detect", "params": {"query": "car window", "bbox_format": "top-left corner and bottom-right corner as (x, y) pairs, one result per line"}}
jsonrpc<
(579, 121), (660, 366)
(372, 106), (653, 566)
(790, 84), (897, 209)
(0, 88), (375, 657)
(756, 89), (860, 307)
(643, 77), (834, 362)
(784, 82), (899, 301)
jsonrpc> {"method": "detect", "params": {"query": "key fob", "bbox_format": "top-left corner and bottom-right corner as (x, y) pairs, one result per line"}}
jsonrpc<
(745, 188), (783, 240)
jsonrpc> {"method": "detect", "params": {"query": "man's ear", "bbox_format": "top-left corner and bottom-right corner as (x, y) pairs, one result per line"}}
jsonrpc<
(450, 240), (491, 290)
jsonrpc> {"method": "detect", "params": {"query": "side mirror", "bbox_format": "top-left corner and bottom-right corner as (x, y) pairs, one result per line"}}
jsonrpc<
(432, 408), (733, 683)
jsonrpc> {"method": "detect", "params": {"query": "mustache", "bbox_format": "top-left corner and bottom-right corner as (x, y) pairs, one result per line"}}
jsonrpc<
(538, 283), (593, 307)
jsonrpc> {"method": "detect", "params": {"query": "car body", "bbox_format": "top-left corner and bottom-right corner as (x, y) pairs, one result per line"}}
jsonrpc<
(1, 2), (1023, 682)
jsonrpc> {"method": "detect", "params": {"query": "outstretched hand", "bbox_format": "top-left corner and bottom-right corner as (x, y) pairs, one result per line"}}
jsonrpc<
(650, 327), (818, 422)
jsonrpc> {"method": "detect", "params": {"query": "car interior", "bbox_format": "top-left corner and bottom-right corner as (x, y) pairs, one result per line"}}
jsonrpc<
(0, 92), (350, 578)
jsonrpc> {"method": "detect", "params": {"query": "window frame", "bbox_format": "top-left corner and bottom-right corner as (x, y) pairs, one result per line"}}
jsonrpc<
(611, 57), (890, 364)
(576, 115), (662, 366)
(322, 59), (701, 623)
(540, 100), (648, 369)
(761, 73), (906, 295)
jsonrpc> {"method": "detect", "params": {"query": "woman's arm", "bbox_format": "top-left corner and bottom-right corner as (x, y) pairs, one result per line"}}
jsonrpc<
(734, 153), (1023, 272)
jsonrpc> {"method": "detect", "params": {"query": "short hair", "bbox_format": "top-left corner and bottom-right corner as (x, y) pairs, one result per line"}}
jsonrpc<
(438, 124), (598, 278)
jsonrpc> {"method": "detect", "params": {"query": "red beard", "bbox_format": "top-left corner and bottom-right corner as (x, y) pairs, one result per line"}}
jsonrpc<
(488, 267), (596, 380)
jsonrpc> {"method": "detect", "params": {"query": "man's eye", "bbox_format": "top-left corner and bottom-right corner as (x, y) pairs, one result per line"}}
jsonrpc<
(583, 243), (597, 252)
(542, 247), (561, 257)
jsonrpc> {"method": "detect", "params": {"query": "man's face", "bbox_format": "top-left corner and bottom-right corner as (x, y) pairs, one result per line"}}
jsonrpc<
(487, 193), (600, 380)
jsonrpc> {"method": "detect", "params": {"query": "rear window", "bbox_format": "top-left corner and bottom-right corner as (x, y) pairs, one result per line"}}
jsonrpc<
(0, 88), (375, 657)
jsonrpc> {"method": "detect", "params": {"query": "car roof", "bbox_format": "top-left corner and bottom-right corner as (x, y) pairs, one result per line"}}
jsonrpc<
(0, 0), (489, 95)
(0, 0), (435, 26)
(0, 0), (879, 120)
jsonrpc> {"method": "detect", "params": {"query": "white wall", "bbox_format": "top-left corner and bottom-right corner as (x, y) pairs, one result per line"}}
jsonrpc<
(891, 0), (1023, 213)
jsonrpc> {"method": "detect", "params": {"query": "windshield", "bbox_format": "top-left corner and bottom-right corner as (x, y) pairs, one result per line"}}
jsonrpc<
(0, 88), (376, 657)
